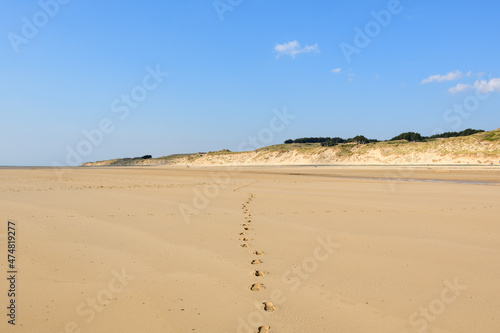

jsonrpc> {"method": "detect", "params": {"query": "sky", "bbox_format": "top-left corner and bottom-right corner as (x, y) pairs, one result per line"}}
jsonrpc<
(1, 0), (499, 166)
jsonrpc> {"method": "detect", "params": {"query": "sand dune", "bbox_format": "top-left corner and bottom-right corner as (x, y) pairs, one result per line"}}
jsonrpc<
(81, 129), (500, 167)
(1, 166), (499, 332)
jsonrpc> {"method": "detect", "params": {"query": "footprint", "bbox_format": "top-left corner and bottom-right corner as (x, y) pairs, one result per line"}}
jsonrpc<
(254, 251), (264, 255)
(251, 283), (264, 291)
(241, 244), (249, 248)
(251, 260), (262, 265)
(242, 224), (248, 227)
(239, 232), (246, 236)
(258, 326), (270, 333)
(240, 238), (250, 241)
(244, 227), (252, 231)
(254, 270), (264, 277)
(263, 302), (275, 312)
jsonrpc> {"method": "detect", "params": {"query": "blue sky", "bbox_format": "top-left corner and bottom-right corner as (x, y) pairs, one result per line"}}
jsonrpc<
(1, 0), (499, 166)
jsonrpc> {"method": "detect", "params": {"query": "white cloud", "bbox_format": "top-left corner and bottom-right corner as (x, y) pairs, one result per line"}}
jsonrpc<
(331, 68), (341, 73)
(421, 70), (463, 84)
(448, 83), (471, 94)
(448, 77), (500, 94)
(465, 71), (487, 78)
(473, 78), (500, 93)
(274, 40), (320, 59)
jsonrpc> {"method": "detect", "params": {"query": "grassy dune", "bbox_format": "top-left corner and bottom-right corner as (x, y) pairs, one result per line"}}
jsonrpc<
(81, 128), (500, 166)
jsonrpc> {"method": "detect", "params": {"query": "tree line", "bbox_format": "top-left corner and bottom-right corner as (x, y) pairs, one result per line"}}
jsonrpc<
(284, 128), (485, 145)
(284, 135), (377, 146)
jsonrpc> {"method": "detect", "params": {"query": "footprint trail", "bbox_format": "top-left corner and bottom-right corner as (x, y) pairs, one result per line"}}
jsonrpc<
(237, 193), (274, 332)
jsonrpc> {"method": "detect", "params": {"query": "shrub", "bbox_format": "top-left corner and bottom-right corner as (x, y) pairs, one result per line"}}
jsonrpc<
(430, 129), (484, 139)
(321, 140), (338, 147)
(391, 132), (424, 142)
(350, 135), (369, 144)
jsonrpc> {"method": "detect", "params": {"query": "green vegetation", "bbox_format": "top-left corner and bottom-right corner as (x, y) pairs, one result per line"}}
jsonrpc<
(207, 149), (235, 155)
(336, 145), (353, 157)
(350, 135), (369, 144)
(285, 128), (486, 145)
(157, 153), (192, 160)
(321, 140), (338, 147)
(285, 136), (377, 145)
(82, 128), (498, 166)
(429, 128), (484, 139)
(285, 137), (344, 144)
(481, 130), (500, 142)
(320, 137), (347, 146)
(257, 142), (321, 153)
(391, 132), (424, 142)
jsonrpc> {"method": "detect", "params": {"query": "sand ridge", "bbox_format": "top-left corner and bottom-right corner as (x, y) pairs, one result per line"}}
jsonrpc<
(81, 129), (500, 167)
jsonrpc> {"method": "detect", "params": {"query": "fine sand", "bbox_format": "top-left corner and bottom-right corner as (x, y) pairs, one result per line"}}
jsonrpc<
(1, 166), (499, 332)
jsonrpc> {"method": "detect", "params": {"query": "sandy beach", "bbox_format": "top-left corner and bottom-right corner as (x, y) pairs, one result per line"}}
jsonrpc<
(1, 166), (499, 333)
